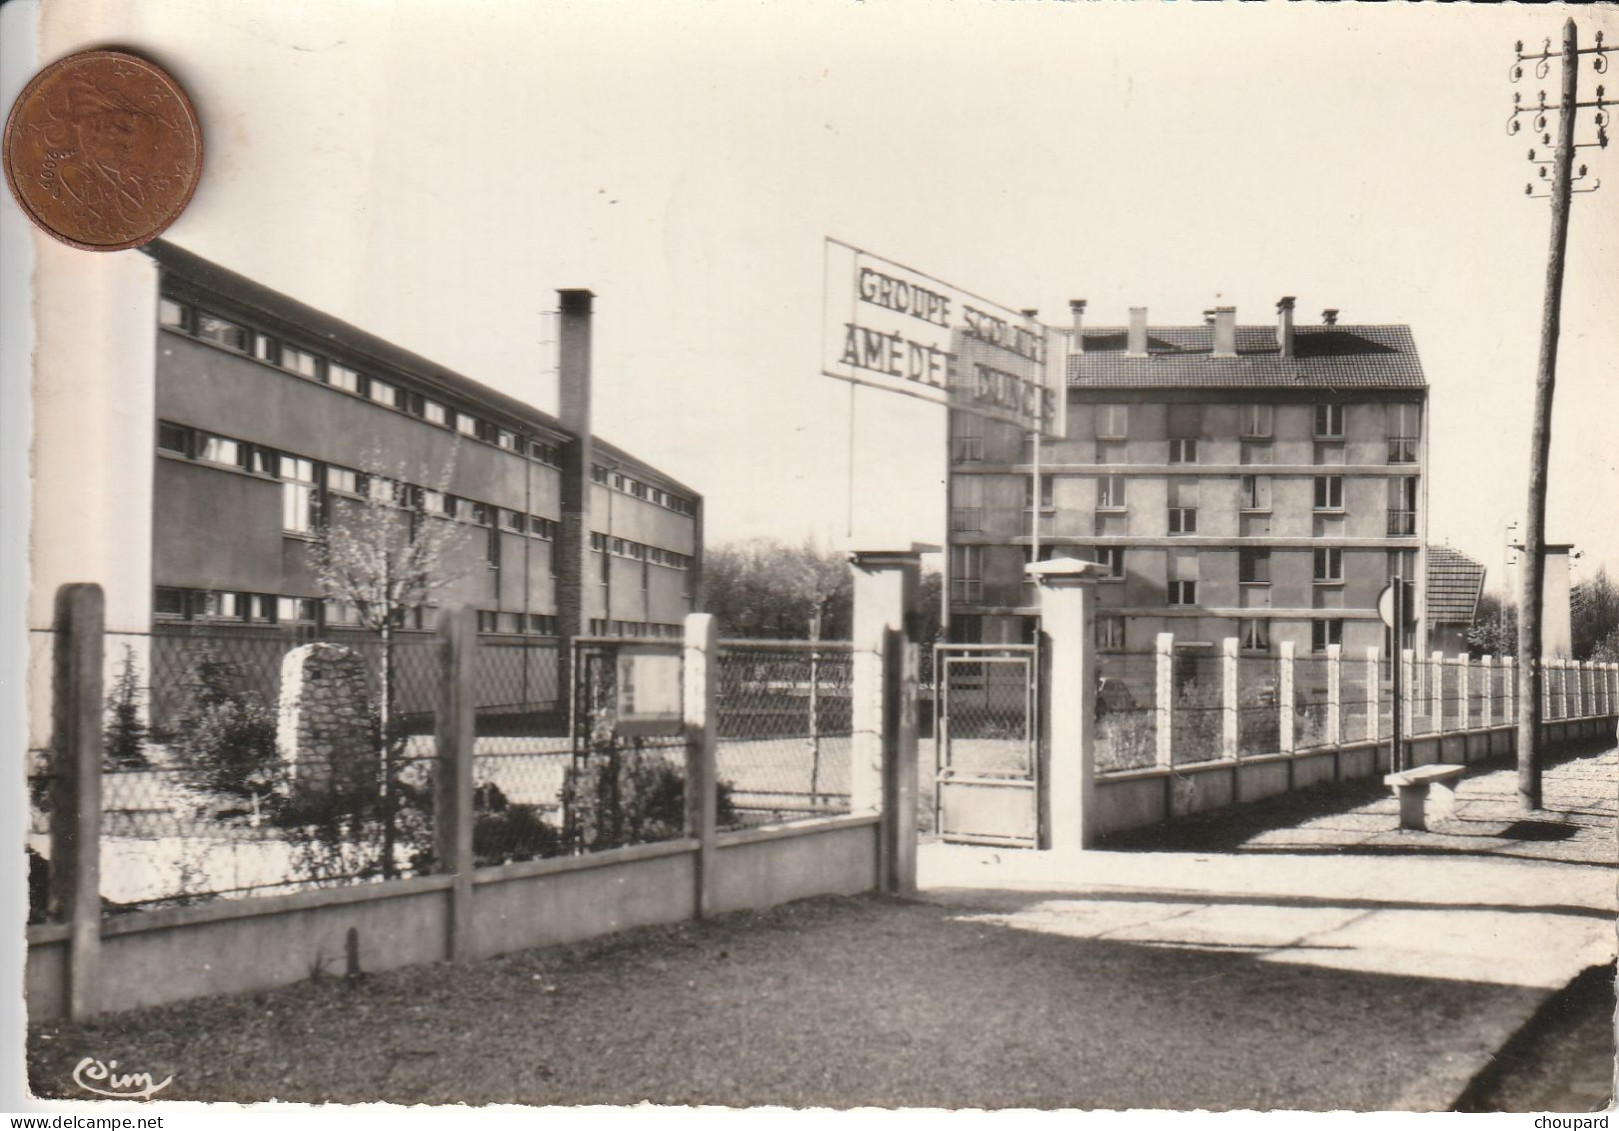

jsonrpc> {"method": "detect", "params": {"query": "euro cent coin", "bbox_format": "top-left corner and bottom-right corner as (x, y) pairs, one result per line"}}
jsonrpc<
(3, 49), (202, 251)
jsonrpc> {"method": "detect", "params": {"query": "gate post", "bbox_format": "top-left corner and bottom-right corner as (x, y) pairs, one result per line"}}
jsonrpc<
(52, 584), (105, 1021)
(850, 548), (923, 894)
(1027, 558), (1099, 851)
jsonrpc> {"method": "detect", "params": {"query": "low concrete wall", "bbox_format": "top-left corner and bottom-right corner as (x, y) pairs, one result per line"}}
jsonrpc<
(26, 816), (879, 1022)
(1095, 715), (1615, 839)
(710, 815), (879, 915)
(470, 840), (699, 960)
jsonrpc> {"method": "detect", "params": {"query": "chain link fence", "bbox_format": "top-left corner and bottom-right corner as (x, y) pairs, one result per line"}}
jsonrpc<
(1094, 652), (1157, 772)
(716, 641), (854, 828)
(1170, 652), (1224, 766)
(90, 627), (446, 913)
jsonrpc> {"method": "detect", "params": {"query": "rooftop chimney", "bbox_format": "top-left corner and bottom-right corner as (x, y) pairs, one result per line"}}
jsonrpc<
(1322, 308), (1339, 326)
(1020, 308), (1038, 321)
(1069, 299), (1086, 352)
(556, 288), (595, 695)
(1212, 305), (1237, 358)
(1126, 307), (1148, 358)
(1276, 296), (1296, 359)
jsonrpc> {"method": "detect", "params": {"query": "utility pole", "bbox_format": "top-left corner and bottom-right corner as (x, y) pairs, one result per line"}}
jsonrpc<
(1508, 22), (1611, 812)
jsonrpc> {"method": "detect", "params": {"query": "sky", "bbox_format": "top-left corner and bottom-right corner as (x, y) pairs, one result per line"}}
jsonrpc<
(34, 0), (1619, 593)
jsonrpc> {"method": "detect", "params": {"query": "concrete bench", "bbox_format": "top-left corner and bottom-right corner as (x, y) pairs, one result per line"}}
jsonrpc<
(1384, 764), (1465, 831)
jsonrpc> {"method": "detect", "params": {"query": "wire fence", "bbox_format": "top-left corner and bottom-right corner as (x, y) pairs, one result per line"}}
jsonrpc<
(1170, 653), (1224, 766)
(91, 628), (448, 913)
(1094, 652), (1158, 772)
(716, 641), (854, 828)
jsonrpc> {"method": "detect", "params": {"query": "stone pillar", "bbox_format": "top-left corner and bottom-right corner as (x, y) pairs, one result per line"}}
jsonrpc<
(1028, 558), (1099, 851)
(1155, 632), (1174, 769)
(1365, 647), (1381, 745)
(849, 549), (923, 817)
(1220, 637), (1239, 760)
(1278, 641), (1296, 754)
(1325, 643), (1342, 747)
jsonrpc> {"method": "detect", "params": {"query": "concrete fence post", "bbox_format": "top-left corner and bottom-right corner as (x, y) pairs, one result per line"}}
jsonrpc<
(1481, 655), (1494, 726)
(1495, 653), (1508, 724)
(433, 606), (477, 962)
(1457, 656), (1470, 731)
(1219, 637), (1239, 760)
(683, 612), (719, 917)
(1325, 643), (1342, 748)
(1572, 659), (1584, 719)
(1155, 632), (1174, 770)
(1429, 651), (1444, 731)
(1028, 558), (1099, 851)
(51, 584), (105, 1021)
(1402, 649), (1416, 737)
(1278, 641), (1296, 754)
(1365, 647), (1380, 746)
(851, 548), (923, 891)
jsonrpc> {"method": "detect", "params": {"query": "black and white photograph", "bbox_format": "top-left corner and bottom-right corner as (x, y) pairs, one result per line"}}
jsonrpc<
(2, 0), (1616, 1119)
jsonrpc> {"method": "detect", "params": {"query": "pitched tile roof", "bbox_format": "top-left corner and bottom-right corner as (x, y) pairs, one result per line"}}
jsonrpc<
(1068, 324), (1426, 390)
(1427, 546), (1486, 626)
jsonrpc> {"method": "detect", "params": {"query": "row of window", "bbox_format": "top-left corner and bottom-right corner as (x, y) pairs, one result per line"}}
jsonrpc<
(586, 619), (684, 639)
(161, 297), (564, 467)
(591, 464), (696, 516)
(155, 585), (579, 636)
(161, 420), (569, 541)
(473, 611), (561, 635)
(950, 403), (1421, 463)
(587, 531), (695, 571)
(958, 473), (1418, 528)
(1093, 617), (1345, 654)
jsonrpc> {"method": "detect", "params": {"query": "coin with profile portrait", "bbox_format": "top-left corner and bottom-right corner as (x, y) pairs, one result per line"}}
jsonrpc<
(3, 48), (202, 251)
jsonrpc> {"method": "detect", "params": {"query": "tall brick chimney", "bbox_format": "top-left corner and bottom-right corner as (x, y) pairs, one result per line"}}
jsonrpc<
(1126, 307), (1148, 358)
(1069, 299), (1086, 353)
(556, 289), (594, 680)
(1212, 305), (1237, 358)
(1277, 296), (1296, 359)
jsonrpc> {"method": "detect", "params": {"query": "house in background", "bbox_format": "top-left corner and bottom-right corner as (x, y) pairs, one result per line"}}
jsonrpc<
(1425, 546), (1487, 656)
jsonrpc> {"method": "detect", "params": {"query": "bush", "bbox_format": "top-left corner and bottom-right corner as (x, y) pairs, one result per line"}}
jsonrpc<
(561, 742), (737, 853)
(171, 650), (279, 799)
(473, 805), (562, 866)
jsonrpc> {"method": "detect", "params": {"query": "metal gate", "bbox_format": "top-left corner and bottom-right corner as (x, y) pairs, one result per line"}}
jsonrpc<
(934, 643), (1041, 847)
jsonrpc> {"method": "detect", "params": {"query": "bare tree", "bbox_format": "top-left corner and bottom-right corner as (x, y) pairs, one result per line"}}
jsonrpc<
(309, 446), (469, 876)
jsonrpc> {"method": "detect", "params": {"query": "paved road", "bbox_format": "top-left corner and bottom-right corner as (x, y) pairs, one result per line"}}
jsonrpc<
(920, 747), (1618, 1110)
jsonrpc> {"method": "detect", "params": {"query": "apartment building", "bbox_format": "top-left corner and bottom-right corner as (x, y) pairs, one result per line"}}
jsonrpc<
(947, 298), (1428, 661)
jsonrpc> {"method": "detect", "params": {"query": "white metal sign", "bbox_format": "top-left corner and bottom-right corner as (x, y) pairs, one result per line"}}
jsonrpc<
(822, 238), (1060, 436)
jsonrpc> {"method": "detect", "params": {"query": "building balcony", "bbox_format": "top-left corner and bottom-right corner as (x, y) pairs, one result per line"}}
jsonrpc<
(950, 507), (983, 532)
(1388, 509), (1417, 536)
(1387, 437), (1418, 463)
